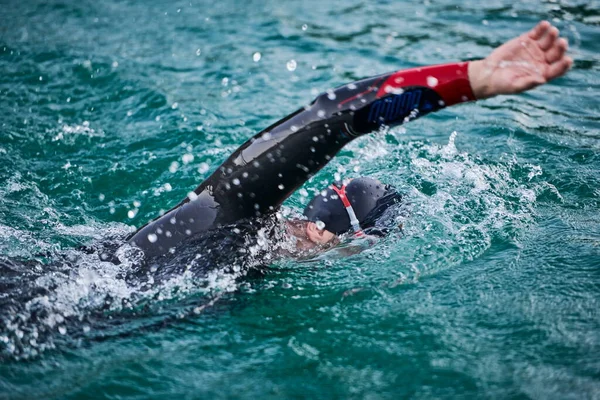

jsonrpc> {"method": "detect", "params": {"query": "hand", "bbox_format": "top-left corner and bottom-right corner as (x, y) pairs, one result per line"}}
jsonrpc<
(468, 21), (573, 99)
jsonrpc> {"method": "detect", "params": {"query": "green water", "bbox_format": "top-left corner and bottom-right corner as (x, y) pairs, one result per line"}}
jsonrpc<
(1, 0), (599, 398)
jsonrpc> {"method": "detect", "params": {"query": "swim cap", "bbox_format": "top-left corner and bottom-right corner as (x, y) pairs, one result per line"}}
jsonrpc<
(303, 177), (402, 235)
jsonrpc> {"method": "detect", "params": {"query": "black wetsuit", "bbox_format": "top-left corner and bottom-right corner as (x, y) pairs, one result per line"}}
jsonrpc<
(129, 62), (475, 258)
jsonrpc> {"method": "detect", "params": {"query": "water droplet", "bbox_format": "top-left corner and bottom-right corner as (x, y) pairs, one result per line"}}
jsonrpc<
(426, 76), (438, 87)
(326, 90), (336, 100)
(198, 162), (209, 174)
(98, 193), (105, 201)
(286, 59), (297, 72)
(301, 24), (308, 31)
(182, 153), (194, 164)
(317, 110), (326, 118)
(196, 48), (201, 56)
(171, 102), (178, 109)
(253, 52), (261, 62)
(278, 184), (285, 190)
(232, 178), (240, 185)
(128, 209), (137, 218)
(188, 191), (198, 201)
(58, 326), (67, 335)
(315, 220), (325, 230)
(222, 77), (229, 86)
(112, 61), (119, 68)
(133, 200), (141, 207)
(169, 161), (179, 173)
(147, 233), (158, 243)
(384, 85), (404, 95)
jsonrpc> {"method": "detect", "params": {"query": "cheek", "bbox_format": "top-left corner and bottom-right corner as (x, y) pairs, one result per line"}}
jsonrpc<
(322, 230), (336, 243)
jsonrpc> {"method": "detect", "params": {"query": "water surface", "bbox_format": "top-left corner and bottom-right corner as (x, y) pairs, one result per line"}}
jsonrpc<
(1, 0), (599, 398)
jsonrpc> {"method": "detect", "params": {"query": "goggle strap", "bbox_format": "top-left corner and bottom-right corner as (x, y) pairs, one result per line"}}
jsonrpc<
(331, 184), (365, 237)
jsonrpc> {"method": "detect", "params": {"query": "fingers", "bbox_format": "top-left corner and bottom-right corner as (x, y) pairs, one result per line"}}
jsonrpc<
(546, 56), (573, 80)
(534, 20), (573, 79)
(528, 21), (551, 40)
(539, 26), (559, 51)
(545, 37), (569, 64)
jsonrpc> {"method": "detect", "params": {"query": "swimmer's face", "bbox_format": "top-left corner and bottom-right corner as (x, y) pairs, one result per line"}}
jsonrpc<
(305, 221), (337, 244)
(285, 219), (340, 254)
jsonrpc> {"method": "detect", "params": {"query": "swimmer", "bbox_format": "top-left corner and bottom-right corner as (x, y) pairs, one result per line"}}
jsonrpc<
(128, 21), (572, 259)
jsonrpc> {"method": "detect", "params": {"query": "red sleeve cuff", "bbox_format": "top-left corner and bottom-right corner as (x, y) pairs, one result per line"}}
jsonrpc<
(376, 62), (476, 106)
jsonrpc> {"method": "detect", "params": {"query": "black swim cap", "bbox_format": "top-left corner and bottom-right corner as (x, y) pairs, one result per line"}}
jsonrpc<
(303, 177), (402, 235)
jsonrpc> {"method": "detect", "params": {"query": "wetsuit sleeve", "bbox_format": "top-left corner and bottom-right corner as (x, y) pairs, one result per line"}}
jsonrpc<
(192, 61), (475, 217)
(129, 62), (474, 256)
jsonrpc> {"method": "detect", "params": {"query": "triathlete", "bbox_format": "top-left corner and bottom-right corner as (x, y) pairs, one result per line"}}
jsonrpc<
(128, 21), (572, 260)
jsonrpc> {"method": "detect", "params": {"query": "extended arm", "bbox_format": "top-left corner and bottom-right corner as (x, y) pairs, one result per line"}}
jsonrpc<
(129, 21), (570, 257)
(188, 22), (571, 217)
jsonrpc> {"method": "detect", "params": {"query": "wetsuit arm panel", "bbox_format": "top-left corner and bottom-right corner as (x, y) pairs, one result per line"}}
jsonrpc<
(345, 62), (476, 134)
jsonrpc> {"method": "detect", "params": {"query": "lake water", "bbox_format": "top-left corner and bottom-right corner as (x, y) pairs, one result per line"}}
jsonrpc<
(1, 0), (599, 398)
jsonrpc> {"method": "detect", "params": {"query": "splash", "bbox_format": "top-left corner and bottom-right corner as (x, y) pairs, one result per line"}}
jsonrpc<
(0, 214), (293, 360)
(330, 129), (548, 287)
(52, 121), (104, 143)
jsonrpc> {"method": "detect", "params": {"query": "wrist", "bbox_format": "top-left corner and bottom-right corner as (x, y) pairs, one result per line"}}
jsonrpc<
(468, 59), (494, 100)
